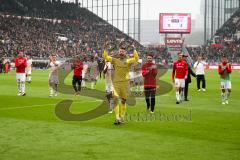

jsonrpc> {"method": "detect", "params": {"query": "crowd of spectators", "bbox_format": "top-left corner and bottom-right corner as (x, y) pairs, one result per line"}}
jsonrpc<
(0, 0), (142, 62)
(144, 46), (171, 65)
(215, 8), (240, 39)
(186, 44), (240, 64)
(0, 15), (132, 57)
(1, 0), (240, 66)
(0, 0), (82, 20)
(185, 8), (240, 64)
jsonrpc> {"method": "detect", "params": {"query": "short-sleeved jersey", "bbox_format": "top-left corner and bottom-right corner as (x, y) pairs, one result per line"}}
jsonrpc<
(218, 63), (232, 80)
(87, 61), (98, 75)
(15, 57), (27, 73)
(26, 58), (33, 71)
(104, 62), (114, 84)
(72, 60), (83, 77)
(172, 60), (188, 79)
(49, 61), (60, 76)
(134, 61), (142, 78)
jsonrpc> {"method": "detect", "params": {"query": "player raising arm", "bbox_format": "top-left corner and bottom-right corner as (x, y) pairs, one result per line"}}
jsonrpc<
(88, 56), (99, 89)
(172, 52), (188, 104)
(47, 54), (60, 97)
(218, 56), (232, 105)
(103, 41), (139, 125)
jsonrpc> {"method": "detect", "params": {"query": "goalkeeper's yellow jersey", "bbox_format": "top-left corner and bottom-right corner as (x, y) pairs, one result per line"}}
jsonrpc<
(103, 50), (139, 83)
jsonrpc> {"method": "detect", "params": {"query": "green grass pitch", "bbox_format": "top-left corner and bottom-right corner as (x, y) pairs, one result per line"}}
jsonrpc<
(0, 69), (240, 160)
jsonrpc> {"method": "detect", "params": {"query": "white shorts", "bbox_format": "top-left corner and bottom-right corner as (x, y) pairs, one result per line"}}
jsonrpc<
(85, 73), (97, 81)
(135, 75), (143, 83)
(175, 78), (185, 88)
(82, 72), (86, 79)
(220, 80), (231, 89)
(129, 72), (134, 81)
(16, 73), (26, 82)
(26, 70), (32, 75)
(49, 75), (59, 84)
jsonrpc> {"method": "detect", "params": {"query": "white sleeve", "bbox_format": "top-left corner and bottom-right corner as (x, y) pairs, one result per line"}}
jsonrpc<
(104, 64), (108, 70)
(56, 61), (60, 66)
(28, 60), (33, 66)
(193, 62), (197, 68)
(202, 61), (207, 65)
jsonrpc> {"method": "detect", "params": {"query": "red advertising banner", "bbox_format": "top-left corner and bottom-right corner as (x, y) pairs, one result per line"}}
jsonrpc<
(165, 37), (184, 47)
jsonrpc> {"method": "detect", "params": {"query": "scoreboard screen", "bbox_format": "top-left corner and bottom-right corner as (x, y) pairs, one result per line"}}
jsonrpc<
(159, 13), (191, 33)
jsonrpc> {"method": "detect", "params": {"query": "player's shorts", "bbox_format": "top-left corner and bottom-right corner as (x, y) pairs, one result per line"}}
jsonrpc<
(90, 74), (98, 81)
(82, 72), (86, 79)
(113, 82), (129, 100)
(85, 73), (97, 81)
(49, 75), (59, 84)
(134, 75), (143, 83)
(72, 76), (82, 84)
(26, 70), (32, 75)
(129, 72), (134, 81)
(84, 73), (90, 81)
(220, 79), (231, 89)
(175, 78), (185, 88)
(82, 69), (87, 79)
(16, 73), (26, 82)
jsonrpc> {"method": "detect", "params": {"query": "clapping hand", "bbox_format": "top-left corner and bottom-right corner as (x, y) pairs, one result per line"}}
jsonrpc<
(226, 63), (230, 68)
(49, 55), (53, 62)
(151, 64), (157, 69)
(148, 65), (156, 70)
(18, 60), (23, 65)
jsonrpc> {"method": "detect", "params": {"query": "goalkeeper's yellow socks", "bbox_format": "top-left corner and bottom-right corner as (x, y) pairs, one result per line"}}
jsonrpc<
(114, 104), (120, 119)
(120, 103), (127, 118)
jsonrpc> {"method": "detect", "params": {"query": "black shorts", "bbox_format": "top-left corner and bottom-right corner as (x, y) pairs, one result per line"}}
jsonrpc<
(144, 88), (156, 97)
(72, 76), (82, 84)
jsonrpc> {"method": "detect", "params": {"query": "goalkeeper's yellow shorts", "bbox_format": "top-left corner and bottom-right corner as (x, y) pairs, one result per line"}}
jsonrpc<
(113, 81), (129, 100)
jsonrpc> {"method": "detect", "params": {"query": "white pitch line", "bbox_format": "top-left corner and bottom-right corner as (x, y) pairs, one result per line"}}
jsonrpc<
(0, 100), (103, 111)
(0, 103), (56, 111)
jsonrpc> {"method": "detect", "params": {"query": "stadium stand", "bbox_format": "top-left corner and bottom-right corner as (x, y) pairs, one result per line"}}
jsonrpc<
(1, 0), (240, 66)
(0, 0), (143, 62)
(185, 8), (240, 64)
(144, 45), (171, 65)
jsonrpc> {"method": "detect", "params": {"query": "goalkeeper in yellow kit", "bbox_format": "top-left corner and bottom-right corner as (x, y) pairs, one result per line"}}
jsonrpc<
(103, 41), (139, 125)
